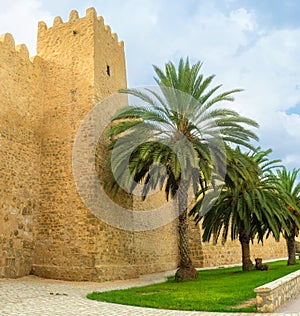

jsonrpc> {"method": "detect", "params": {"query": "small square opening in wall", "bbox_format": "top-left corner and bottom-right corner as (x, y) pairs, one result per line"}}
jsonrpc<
(106, 65), (110, 76)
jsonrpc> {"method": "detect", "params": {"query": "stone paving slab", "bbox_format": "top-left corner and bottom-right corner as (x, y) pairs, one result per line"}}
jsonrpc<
(0, 274), (299, 316)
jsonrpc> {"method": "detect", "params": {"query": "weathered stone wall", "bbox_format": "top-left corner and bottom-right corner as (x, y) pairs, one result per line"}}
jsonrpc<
(0, 34), (43, 277)
(0, 7), (179, 282)
(200, 231), (287, 267)
(255, 269), (300, 312)
(132, 193), (179, 275)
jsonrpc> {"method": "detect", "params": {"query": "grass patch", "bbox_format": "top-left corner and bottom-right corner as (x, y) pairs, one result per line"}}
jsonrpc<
(87, 260), (300, 312)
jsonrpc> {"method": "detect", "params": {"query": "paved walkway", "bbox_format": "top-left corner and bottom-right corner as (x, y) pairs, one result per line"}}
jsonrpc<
(277, 293), (300, 313)
(0, 272), (299, 316)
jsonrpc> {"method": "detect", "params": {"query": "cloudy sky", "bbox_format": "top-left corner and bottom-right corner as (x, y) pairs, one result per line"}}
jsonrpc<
(1, 0), (300, 171)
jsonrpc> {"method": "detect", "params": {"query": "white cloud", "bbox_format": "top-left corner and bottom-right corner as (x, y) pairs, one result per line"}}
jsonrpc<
(281, 112), (300, 138)
(283, 154), (300, 164)
(0, 0), (53, 55)
(229, 8), (255, 31)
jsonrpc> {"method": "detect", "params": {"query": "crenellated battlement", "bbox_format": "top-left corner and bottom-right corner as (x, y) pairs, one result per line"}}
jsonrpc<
(0, 33), (34, 64)
(0, 33), (15, 49)
(15, 44), (30, 59)
(37, 7), (123, 48)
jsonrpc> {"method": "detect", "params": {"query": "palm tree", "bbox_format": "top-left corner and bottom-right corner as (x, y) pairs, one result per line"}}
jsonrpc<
(191, 147), (294, 271)
(106, 58), (259, 280)
(275, 167), (300, 265)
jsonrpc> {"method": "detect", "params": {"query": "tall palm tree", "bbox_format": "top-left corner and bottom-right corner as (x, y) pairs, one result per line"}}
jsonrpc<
(191, 147), (294, 271)
(275, 167), (300, 265)
(106, 58), (259, 280)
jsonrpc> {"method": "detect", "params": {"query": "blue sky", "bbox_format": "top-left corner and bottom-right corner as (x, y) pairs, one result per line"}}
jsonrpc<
(0, 0), (300, 171)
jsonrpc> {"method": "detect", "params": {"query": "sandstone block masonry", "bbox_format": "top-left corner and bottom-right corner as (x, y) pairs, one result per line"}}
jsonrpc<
(0, 7), (179, 281)
(0, 7), (287, 281)
(255, 269), (300, 312)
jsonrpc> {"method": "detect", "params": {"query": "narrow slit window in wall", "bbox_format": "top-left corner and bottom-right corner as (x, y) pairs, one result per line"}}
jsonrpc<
(106, 65), (110, 76)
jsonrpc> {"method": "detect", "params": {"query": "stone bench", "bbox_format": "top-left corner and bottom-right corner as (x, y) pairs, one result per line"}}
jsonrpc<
(254, 269), (300, 312)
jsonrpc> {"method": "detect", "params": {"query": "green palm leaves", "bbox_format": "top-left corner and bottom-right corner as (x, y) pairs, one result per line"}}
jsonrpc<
(107, 58), (259, 199)
(273, 167), (300, 264)
(275, 167), (300, 202)
(105, 57), (259, 279)
(191, 147), (298, 270)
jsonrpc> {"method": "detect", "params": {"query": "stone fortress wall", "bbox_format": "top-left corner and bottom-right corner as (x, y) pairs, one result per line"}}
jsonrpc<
(0, 7), (287, 281)
(0, 33), (43, 277)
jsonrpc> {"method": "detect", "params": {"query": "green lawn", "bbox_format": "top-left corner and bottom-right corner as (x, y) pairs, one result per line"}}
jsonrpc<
(87, 260), (300, 313)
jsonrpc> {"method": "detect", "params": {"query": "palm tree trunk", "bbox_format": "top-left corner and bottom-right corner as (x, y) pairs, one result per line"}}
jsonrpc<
(239, 222), (254, 271)
(175, 180), (197, 281)
(287, 227), (296, 265)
